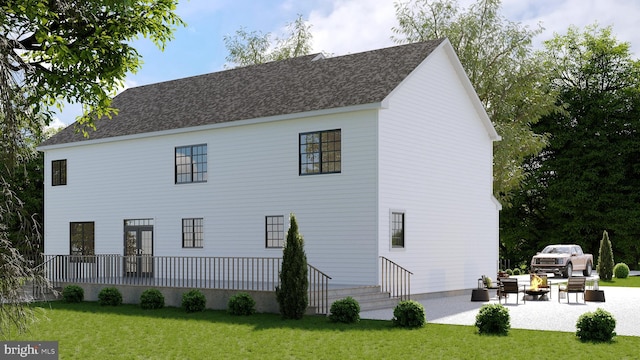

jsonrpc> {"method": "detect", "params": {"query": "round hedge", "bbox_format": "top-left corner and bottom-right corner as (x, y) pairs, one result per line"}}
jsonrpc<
(576, 308), (616, 342)
(140, 288), (165, 310)
(613, 263), (630, 279)
(227, 292), (256, 316)
(98, 287), (123, 306)
(392, 300), (426, 328)
(328, 297), (360, 324)
(182, 289), (206, 313)
(62, 285), (84, 303)
(475, 303), (510, 335)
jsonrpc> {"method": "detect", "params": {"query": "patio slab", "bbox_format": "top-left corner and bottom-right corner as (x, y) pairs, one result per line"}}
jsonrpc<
(360, 279), (640, 337)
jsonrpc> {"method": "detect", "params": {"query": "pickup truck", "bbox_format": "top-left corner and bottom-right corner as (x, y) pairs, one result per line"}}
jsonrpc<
(530, 244), (593, 278)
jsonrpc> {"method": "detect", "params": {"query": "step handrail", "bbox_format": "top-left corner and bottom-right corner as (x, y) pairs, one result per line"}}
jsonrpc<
(379, 256), (412, 300)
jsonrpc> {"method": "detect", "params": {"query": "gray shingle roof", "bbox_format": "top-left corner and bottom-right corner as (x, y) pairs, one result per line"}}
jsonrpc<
(41, 39), (445, 146)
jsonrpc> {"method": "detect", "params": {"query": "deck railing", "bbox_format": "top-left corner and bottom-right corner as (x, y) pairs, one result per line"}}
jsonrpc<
(380, 256), (412, 300)
(41, 255), (332, 314)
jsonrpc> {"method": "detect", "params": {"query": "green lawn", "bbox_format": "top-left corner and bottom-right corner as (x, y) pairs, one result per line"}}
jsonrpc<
(9, 301), (640, 359)
(600, 276), (640, 288)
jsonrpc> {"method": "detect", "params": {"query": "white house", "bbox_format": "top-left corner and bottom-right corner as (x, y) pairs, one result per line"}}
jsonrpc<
(38, 38), (501, 297)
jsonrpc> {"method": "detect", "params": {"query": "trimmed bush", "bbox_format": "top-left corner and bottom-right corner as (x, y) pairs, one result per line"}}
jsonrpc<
(475, 304), (510, 335)
(62, 285), (84, 303)
(328, 297), (360, 324)
(512, 268), (521, 275)
(140, 288), (165, 310)
(576, 308), (616, 342)
(182, 289), (206, 313)
(613, 263), (630, 279)
(505, 269), (513, 276)
(98, 287), (122, 306)
(392, 300), (426, 328)
(227, 292), (256, 316)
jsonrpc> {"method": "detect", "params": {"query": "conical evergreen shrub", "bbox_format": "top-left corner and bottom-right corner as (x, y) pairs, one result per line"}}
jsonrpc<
(597, 230), (614, 281)
(276, 214), (308, 319)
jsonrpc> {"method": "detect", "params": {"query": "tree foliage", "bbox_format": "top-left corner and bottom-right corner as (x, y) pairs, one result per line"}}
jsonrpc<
(393, 0), (559, 204)
(501, 25), (640, 267)
(1, 0), (184, 132)
(224, 14), (313, 68)
(0, 0), (182, 338)
(597, 230), (614, 281)
(276, 213), (308, 319)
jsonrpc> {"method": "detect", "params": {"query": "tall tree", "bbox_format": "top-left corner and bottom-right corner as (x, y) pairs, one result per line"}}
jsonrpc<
(276, 214), (308, 320)
(503, 25), (640, 267)
(393, 0), (559, 204)
(1, 0), (183, 338)
(224, 14), (313, 68)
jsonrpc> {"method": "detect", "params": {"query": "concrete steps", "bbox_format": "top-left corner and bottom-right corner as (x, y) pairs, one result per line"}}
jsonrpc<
(326, 286), (400, 312)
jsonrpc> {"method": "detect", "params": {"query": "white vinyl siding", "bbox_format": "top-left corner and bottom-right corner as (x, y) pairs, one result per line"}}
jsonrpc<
(43, 110), (378, 286)
(377, 44), (499, 294)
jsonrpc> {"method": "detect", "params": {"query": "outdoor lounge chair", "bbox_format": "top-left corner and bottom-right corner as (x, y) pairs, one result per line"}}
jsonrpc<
(558, 277), (586, 303)
(499, 278), (526, 304)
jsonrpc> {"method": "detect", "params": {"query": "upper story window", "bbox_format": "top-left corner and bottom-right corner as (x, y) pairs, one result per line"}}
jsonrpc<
(182, 218), (204, 248)
(175, 144), (207, 184)
(299, 129), (341, 175)
(265, 215), (285, 248)
(52, 159), (67, 186)
(391, 212), (405, 249)
(70, 222), (95, 261)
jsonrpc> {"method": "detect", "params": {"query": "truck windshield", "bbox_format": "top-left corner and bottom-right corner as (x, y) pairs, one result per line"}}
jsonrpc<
(542, 246), (570, 254)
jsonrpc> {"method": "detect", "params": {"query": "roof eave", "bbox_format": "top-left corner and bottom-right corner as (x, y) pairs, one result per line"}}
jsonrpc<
(37, 102), (384, 151)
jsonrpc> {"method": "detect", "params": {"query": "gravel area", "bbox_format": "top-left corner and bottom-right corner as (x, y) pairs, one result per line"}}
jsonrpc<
(360, 276), (640, 337)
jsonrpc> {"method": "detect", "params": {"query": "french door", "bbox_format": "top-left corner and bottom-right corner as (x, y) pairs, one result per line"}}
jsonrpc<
(124, 219), (154, 277)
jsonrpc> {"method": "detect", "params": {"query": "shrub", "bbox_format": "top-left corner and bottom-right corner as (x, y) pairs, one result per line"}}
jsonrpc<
(392, 300), (426, 328)
(182, 289), (206, 313)
(329, 297), (360, 324)
(98, 287), (122, 306)
(475, 304), (510, 335)
(576, 308), (616, 342)
(227, 292), (256, 316)
(505, 269), (513, 276)
(512, 268), (521, 275)
(276, 214), (308, 320)
(62, 285), (84, 303)
(483, 277), (493, 288)
(140, 288), (165, 310)
(597, 230), (614, 280)
(613, 263), (630, 279)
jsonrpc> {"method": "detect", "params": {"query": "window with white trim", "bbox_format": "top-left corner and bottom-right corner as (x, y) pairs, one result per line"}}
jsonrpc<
(265, 215), (285, 248)
(391, 212), (405, 248)
(182, 218), (204, 248)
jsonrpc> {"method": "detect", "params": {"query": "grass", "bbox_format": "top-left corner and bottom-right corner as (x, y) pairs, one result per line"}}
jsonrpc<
(599, 276), (640, 288)
(8, 301), (640, 359)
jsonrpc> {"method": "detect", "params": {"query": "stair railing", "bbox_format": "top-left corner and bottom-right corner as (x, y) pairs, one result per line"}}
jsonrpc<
(379, 256), (412, 300)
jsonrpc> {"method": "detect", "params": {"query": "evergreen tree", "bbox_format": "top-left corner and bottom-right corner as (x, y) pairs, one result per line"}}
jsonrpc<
(276, 214), (308, 319)
(597, 230), (614, 281)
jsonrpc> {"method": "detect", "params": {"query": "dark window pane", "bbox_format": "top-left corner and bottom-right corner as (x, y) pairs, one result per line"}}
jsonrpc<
(176, 145), (207, 184)
(299, 130), (340, 175)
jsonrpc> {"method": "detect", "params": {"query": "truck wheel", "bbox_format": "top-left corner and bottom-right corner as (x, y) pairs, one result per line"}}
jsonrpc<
(564, 263), (573, 278)
(583, 261), (592, 276)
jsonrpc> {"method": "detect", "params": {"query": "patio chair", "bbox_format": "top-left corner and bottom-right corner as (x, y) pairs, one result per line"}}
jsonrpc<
(499, 278), (526, 304)
(558, 277), (586, 303)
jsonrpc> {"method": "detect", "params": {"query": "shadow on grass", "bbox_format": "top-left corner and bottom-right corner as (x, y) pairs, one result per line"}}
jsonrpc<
(30, 300), (417, 332)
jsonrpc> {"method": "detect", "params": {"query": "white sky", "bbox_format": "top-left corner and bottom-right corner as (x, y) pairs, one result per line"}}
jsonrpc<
(51, 0), (640, 126)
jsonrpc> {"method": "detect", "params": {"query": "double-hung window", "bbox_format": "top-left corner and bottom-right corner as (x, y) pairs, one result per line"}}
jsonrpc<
(182, 218), (204, 248)
(175, 144), (207, 183)
(299, 129), (341, 175)
(52, 159), (67, 186)
(70, 222), (95, 261)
